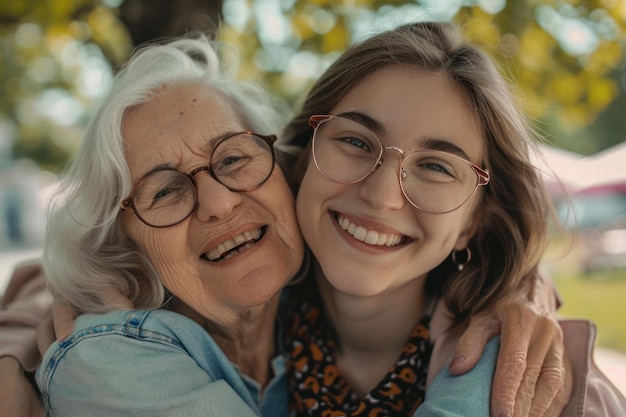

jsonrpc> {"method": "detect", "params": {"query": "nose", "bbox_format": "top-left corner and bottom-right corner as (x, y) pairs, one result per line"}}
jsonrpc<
(193, 173), (243, 222)
(358, 152), (406, 211)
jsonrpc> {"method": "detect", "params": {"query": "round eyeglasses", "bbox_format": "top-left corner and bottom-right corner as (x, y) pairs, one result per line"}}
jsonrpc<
(120, 132), (277, 228)
(309, 115), (490, 214)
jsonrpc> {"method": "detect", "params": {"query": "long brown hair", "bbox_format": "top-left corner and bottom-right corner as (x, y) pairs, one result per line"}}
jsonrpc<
(279, 21), (553, 320)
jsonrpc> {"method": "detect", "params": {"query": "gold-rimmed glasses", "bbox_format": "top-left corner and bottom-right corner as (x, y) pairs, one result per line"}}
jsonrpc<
(309, 115), (490, 214)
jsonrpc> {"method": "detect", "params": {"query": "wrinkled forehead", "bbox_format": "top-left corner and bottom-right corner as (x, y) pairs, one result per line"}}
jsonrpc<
(122, 83), (244, 178)
(124, 84), (241, 131)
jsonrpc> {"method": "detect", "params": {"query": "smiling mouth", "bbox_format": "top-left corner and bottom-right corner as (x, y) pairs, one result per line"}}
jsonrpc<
(201, 226), (267, 262)
(334, 212), (407, 247)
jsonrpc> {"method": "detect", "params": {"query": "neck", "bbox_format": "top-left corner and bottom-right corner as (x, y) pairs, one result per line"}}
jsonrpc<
(315, 263), (427, 396)
(169, 294), (280, 387)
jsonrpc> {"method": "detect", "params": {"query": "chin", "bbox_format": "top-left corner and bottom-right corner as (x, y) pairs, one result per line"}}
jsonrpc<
(325, 275), (389, 298)
(238, 274), (287, 305)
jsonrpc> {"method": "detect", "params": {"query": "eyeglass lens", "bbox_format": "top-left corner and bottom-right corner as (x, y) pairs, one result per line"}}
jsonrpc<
(312, 116), (482, 214)
(132, 133), (274, 227)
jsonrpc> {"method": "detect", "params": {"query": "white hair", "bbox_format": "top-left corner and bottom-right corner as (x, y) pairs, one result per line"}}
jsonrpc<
(43, 35), (282, 313)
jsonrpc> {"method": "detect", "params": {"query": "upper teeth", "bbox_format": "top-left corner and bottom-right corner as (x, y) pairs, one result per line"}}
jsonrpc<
(205, 229), (262, 261)
(337, 214), (403, 247)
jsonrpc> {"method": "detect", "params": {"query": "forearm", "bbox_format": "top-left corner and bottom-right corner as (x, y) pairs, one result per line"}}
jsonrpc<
(0, 260), (52, 370)
(415, 337), (498, 416)
(0, 356), (44, 417)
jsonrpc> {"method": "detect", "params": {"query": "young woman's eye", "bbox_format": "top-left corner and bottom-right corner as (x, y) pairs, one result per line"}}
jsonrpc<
(343, 137), (370, 151)
(338, 135), (374, 153)
(423, 162), (451, 175)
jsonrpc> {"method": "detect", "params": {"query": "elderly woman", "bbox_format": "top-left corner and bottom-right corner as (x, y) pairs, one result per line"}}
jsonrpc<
(1, 34), (577, 416)
(36, 37), (304, 416)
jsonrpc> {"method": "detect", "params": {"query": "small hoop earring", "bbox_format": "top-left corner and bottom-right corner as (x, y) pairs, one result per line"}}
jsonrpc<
(452, 247), (471, 271)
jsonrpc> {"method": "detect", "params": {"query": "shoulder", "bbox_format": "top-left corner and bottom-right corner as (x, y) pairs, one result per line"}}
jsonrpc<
(40, 309), (227, 371)
(415, 337), (499, 417)
(70, 309), (208, 345)
(36, 309), (258, 417)
(37, 309), (227, 392)
(38, 309), (209, 375)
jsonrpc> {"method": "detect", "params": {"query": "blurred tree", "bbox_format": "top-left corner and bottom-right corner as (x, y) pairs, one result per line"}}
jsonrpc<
(0, 0), (624, 173)
(0, 0), (223, 172)
(219, 0), (626, 155)
(0, 0), (132, 172)
(118, 0), (223, 46)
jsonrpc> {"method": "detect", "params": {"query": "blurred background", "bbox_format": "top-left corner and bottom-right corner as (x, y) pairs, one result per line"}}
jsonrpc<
(1, 0), (625, 390)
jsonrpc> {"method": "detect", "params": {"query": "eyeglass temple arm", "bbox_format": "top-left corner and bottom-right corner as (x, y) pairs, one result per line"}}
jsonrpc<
(473, 166), (490, 186)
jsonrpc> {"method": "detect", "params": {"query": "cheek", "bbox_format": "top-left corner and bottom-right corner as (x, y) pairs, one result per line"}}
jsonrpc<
(259, 173), (306, 275)
(295, 166), (322, 237)
(276, 191), (305, 259)
(123, 218), (189, 285)
(419, 207), (476, 249)
(266, 172), (302, 243)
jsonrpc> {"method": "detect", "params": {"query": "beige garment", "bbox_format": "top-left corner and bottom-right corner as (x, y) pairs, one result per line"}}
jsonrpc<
(427, 300), (626, 417)
(0, 260), (52, 371)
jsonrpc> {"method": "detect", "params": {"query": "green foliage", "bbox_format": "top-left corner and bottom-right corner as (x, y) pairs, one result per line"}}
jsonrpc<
(1, 0), (625, 172)
(553, 271), (626, 352)
(0, 0), (132, 172)
(220, 0), (626, 155)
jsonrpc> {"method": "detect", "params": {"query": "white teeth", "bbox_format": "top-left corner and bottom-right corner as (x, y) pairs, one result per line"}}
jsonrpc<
(353, 226), (367, 241)
(205, 229), (262, 261)
(336, 214), (403, 247)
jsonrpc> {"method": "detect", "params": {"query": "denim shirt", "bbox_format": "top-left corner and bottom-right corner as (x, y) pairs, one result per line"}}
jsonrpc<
(36, 309), (289, 417)
(413, 336), (498, 416)
(36, 307), (497, 417)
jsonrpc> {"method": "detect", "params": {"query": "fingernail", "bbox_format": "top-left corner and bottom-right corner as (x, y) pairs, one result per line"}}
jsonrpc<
(497, 413), (510, 417)
(449, 356), (465, 372)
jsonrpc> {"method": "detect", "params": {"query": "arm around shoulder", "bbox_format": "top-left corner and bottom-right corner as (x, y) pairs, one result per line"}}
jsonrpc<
(0, 260), (52, 371)
(36, 311), (261, 417)
(413, 336), (498, 416)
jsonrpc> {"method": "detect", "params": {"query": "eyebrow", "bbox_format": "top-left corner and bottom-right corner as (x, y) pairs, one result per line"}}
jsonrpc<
(421, 138), (472, 161)
(336, 111), (386, 137)
(334, 111), (473, 161)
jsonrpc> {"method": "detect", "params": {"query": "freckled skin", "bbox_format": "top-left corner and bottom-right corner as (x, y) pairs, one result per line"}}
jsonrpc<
(121, 84), (304, 326)
(297, 65), (485, 297)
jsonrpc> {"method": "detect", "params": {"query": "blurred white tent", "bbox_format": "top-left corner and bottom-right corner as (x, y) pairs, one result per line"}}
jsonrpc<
(533, 144), (584, 195)
(533, 142), (626, 194)
(579, 141), (626, 192)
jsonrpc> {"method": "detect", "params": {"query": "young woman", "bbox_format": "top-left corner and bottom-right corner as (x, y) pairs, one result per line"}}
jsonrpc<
(280, 21), (574, 417)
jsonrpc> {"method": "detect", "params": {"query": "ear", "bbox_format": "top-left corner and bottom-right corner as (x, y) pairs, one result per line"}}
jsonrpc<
(453, 216), (480, 251)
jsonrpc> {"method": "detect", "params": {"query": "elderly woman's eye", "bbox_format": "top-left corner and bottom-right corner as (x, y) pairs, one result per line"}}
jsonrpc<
(145, 175), (188, 206)
(220, 155), (247, 167)
(153, 187), (173, 201)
